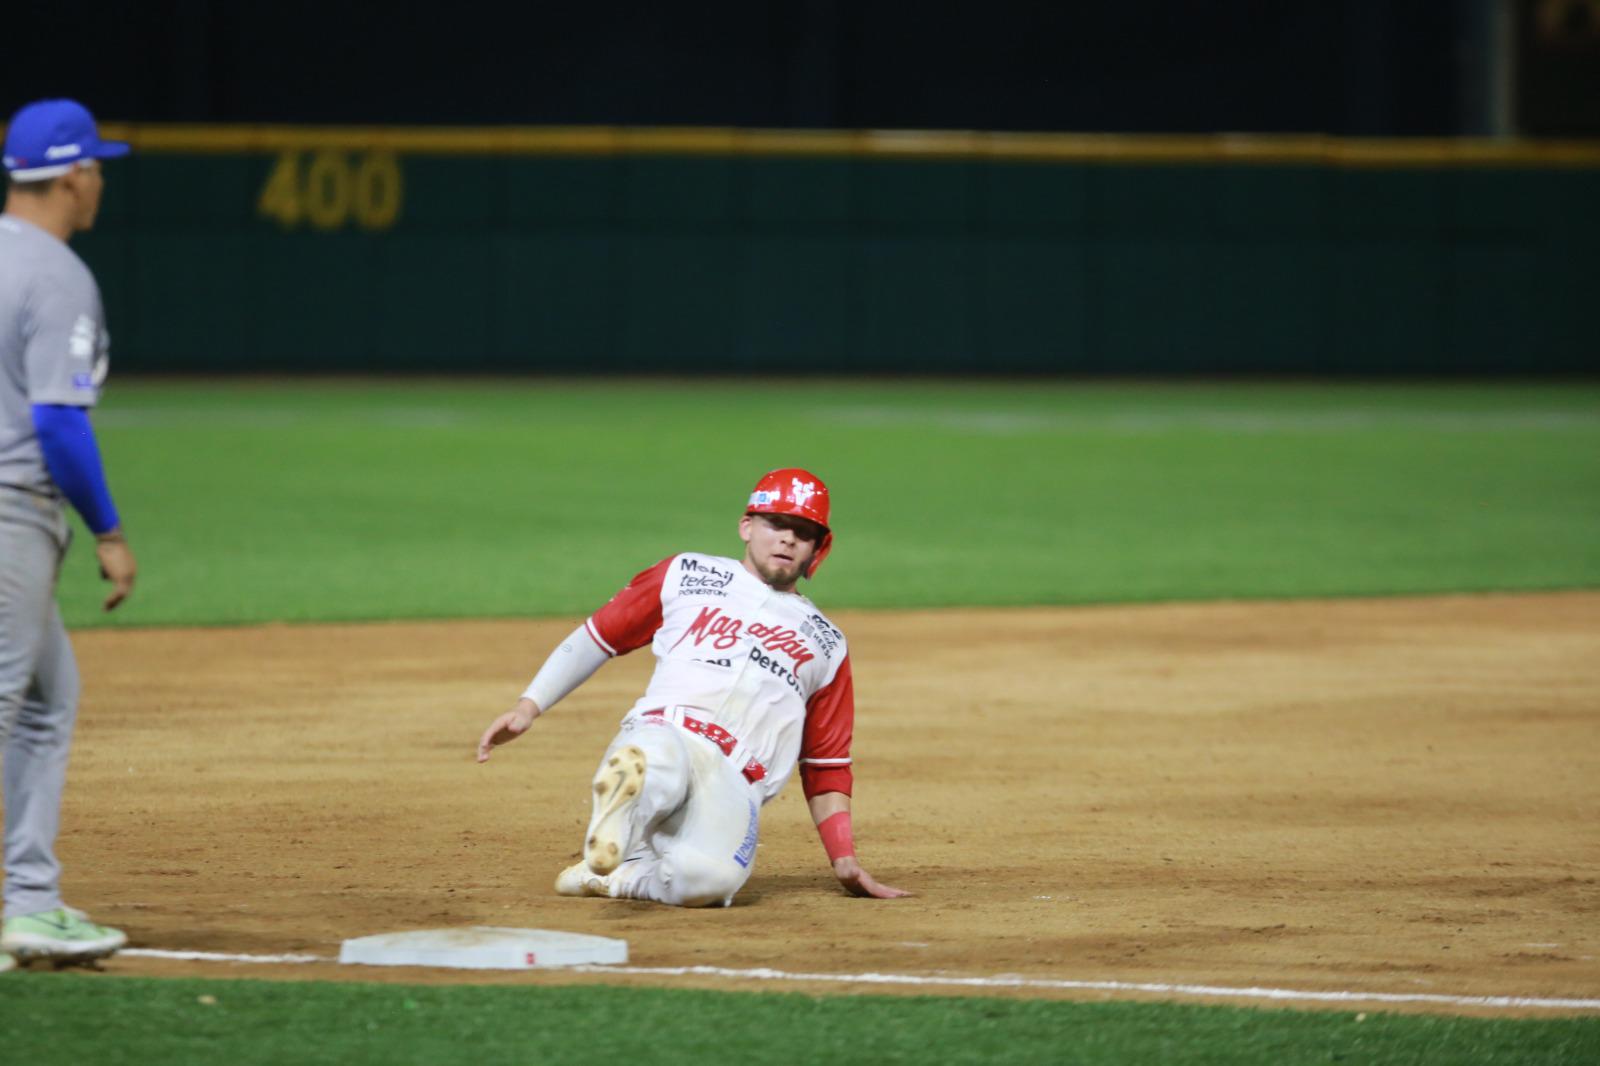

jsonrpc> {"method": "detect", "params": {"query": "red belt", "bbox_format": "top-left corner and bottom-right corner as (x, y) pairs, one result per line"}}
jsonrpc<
(642, 708), (767, 783)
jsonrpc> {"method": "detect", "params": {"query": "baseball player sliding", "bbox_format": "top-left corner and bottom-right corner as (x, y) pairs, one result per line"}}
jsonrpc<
(477, 469), (908, 907)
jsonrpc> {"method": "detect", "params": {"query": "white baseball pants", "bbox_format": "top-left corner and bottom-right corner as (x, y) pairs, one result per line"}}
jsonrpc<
(592, 713), (761, 908)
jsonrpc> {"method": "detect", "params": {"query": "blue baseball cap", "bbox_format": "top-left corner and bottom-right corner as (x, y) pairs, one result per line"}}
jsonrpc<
(3, 98), (129, 181)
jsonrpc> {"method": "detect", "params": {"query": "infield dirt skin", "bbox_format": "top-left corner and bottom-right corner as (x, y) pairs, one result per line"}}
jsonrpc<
(45, 592), (1600, 1015)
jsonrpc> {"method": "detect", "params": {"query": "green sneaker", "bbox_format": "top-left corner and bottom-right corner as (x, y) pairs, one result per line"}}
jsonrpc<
(1, 908), (127, 962)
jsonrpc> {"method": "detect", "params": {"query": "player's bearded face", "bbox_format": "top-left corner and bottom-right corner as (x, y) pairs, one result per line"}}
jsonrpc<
(740, 514), (821, 589)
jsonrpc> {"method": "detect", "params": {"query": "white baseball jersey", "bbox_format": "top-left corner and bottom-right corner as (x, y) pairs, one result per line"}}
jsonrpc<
(584, 552), (855, 804)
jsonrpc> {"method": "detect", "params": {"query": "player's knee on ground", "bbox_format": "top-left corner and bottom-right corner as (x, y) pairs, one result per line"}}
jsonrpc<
(661, 846), (748, 908)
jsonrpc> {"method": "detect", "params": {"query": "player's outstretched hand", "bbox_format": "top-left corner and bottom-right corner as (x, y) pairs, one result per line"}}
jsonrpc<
(832, 856), (911, 899)
(475, 698), (541, 763)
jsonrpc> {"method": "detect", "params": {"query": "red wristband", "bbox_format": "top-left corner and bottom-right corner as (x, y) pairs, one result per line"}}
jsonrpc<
(817, 811), (855, 861)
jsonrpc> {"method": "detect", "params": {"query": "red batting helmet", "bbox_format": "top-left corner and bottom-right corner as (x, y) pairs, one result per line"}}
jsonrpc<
(745, 468), (833, 578)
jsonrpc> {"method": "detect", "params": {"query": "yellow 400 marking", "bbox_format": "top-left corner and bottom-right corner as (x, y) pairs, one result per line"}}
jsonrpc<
(257, 151), (403, 231)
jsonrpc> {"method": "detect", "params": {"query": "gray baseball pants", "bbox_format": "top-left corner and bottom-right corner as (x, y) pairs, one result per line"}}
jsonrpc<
(0, 485), (79, 920)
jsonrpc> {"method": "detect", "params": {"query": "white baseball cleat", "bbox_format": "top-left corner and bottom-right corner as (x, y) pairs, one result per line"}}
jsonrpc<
(554, 862), (612, 898)
(585, 745), (647, 875)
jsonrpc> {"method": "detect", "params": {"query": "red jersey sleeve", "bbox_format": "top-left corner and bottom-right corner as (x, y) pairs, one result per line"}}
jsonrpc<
(585, 556), (672, 657)
(799, 653), (855, 798)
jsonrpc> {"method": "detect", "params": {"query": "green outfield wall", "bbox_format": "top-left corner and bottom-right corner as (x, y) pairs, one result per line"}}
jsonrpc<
(71, 127), (1600, 374)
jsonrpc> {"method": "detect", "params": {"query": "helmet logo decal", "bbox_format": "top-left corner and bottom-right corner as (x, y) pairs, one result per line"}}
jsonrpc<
(745, 468), (831, 578)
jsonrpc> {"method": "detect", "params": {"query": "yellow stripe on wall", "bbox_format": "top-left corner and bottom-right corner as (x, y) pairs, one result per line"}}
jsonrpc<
(84, 123), (1600, 168)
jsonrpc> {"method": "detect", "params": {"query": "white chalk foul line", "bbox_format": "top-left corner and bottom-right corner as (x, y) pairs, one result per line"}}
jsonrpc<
(569, 964), (1600, 1012)
(124, 948), (329, 965)
(118, 949), (1600, 1011)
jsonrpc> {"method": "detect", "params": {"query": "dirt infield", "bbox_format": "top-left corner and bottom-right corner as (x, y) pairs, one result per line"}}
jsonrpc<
(49, 592), (1600, 1014)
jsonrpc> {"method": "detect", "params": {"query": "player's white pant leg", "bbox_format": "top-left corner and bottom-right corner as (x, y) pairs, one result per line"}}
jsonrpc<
(593, 715), (693, 856)
(607, 726), (760, 908)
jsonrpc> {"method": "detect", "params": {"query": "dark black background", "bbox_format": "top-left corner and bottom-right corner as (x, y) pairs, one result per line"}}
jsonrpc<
(2, 1), (1539, 134)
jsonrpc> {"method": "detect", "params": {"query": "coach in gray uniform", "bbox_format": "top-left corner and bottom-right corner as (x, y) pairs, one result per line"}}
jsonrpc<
(0, 99), (136, 969)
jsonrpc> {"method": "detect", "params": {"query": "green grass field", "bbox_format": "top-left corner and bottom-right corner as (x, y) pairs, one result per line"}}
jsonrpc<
(57, 378), (1600, 627)
(12, 378), (1600, 1061)
(3, 974), (1598, 1066)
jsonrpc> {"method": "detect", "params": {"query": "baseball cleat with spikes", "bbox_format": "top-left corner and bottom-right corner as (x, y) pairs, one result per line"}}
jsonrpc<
(554, 862), (612, 898)
(584, 745), (646, 875)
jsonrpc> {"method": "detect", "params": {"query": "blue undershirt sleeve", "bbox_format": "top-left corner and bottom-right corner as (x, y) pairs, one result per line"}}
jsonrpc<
(31, 403), (121, 535)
